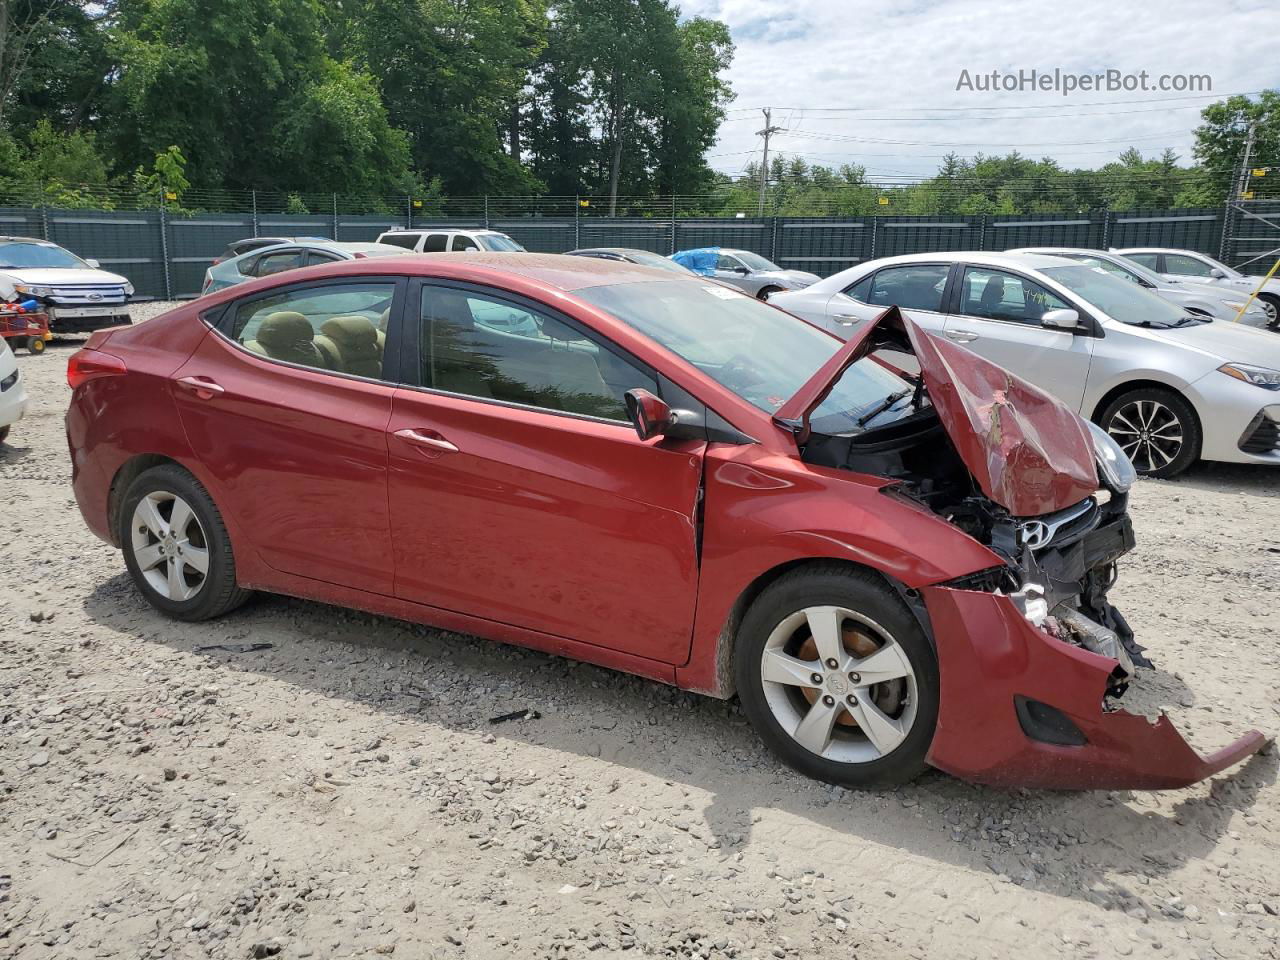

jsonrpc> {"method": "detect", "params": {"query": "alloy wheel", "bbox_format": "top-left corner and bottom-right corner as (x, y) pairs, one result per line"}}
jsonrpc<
(1263, 298), (1279, 327)
(1107, 399), (1184, 474)
(759, 605), (918, 763)
(130, 491), (210, 602)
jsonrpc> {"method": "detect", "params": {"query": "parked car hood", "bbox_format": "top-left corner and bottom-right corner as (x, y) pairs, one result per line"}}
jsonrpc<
(0, 267), (129, 286)
(758, 269), (820, 287)
(775, 306), (1099, 517)
(1131, 316), (1280, 364)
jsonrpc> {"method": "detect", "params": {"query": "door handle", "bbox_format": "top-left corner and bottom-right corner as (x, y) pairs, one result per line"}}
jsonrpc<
(832, 314), (860, 325)
(175, 376), (225, 399)
(944, 329), (979, 343)
(394, 428), (459, 454)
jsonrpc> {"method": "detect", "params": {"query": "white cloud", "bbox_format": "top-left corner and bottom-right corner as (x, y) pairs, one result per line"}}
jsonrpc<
(683, 0), (1277, 180)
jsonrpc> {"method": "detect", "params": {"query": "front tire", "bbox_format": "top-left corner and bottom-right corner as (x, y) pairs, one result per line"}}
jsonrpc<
(734, 564), (939, 787)
(757, 285), (783, 301)
(1259, 293), (1280, 330)
(119, 464), (251, 621)
(1098, 387), (1200, 478)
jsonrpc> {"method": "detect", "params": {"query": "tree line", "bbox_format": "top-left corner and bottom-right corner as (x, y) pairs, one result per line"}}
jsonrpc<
(0, 0), (1276, 217)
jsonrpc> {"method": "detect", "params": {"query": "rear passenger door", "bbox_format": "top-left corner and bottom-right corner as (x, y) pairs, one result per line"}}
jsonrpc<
(822, 263), (952, 337)
(172, 277), (407, 595)
(943, 265), (1094, 410)
(385, 281), (706, 664)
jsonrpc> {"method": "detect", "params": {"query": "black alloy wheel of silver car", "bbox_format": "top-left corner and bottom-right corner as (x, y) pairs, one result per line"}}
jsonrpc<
(120, 464), (252, 621)
(734, 563), (939, 787)
(1098, 387), (1201, 479)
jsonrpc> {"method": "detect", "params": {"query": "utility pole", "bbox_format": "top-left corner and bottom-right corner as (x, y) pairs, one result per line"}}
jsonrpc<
(1234, 121), (1257, 200)
(757, 107), (781, 216)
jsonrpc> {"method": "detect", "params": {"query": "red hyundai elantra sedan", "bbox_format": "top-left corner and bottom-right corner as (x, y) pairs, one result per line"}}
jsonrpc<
(66, 254), (1267, 789)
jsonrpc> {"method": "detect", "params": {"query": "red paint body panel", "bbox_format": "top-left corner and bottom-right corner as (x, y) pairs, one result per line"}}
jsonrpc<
(171, 332), (397, 595)
(66, 258), (1270, 793)
(922, 586), (1268, 789)
(387, 387), (704, 663)
(676, 442), (1008, 695)
(776, 306), (1098, 516)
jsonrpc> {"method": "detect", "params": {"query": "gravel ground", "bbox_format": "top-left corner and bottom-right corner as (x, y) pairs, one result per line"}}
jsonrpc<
(2, 303), (1279, 960)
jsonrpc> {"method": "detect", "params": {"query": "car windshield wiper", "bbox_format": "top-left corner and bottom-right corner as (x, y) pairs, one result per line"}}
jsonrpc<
(857, 389), (912, 427)
(1173, 315), (1210, 327)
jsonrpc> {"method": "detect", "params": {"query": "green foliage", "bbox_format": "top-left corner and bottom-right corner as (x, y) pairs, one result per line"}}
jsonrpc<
(1191, 90), (1280, 201)
(132, 144), (190, 211)
(284, 193), (310, 214)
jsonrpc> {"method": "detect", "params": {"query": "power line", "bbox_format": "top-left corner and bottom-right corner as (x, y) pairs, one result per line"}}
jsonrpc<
(775, 128), (1193, 147)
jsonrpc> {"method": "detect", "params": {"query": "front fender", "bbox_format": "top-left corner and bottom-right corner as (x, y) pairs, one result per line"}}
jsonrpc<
(678, 445), (1004, 695)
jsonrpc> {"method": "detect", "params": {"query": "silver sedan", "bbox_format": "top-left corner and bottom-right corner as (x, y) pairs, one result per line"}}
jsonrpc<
(673, 247), (819, 300)
(1117, 247), (1280, 329)
(1013, 247), (1270, 327)
(201, 241), (412, 295)
(770, 251), (1280, 477)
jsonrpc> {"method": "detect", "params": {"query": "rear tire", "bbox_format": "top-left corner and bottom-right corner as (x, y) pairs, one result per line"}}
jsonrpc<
(734, 564), (938, 787)
(1259, 293), (1280, 330)
(119, 464), (251, 621)
(1098, 387), (1200, 479)
(28, 337), (45, 354)
(0, 425), (9, 445)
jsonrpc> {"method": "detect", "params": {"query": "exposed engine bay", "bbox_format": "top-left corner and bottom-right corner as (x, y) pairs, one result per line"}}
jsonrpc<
(791, 320), (1149, 702)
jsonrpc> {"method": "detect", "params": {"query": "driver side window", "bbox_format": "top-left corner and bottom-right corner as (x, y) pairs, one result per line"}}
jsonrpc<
(717, 254), (743, 272)
(420, 287), (657, 421)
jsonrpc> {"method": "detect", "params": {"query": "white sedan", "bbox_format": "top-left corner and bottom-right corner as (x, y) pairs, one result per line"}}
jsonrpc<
(0, 336), (29, 445)
(770, 252), (1280, 478)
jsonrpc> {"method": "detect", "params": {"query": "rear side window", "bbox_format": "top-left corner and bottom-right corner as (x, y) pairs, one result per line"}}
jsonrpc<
(419, 286), (657, 421)
(250, 250), (305, 277)
(866, 264), (949, 312)
(230, 282), (396, 378)
(451, 235), (480, 251)
(843, 273), (874, 302)
(422, 233), (449, 252)
(380, 233), (421, 250)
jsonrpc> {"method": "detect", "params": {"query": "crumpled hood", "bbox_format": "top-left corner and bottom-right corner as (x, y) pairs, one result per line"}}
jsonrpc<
(1, 267), (129, 286)
(775, 305), (1099, 516)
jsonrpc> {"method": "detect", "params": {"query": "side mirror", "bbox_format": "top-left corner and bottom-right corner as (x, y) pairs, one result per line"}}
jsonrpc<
(1210, 267), (1226, 279)
(624, 388), (674, 441)
(735, 266), (750, 275)
(1041, 308), (1081, 332)
(85, 258), (100, 269)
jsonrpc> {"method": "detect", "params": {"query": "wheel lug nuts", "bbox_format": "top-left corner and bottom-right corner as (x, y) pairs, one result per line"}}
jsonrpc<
(822, 695), (835, 706)
(848, 672), (861, 684)
(824, 658), (838, 669)
(810, 673), (823, 685)
(846, 694), (857, 706)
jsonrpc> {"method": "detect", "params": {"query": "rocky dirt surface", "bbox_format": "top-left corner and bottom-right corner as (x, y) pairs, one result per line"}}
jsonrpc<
(2, 305), (1279, 960)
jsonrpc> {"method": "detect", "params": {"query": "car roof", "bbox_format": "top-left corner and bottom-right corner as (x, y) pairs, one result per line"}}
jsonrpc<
(0, 236), (56, 245)
(860, 251), (1078, 271)
(1113, 247), (1202, 254)
(381, 227), (507, 235)
(568, 247), (661, 256)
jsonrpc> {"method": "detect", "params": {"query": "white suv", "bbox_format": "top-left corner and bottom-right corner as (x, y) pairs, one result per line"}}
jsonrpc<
(374, 228), (526, 253)
(0, 236), (133, 334)
(0, 335), (28, 445)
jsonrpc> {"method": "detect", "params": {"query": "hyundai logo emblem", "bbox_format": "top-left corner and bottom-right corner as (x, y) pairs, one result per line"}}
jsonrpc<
(1019, 521), (1052, 549)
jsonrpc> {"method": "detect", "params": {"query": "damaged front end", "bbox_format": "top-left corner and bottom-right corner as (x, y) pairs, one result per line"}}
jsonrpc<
(774, 306), (1269, 789)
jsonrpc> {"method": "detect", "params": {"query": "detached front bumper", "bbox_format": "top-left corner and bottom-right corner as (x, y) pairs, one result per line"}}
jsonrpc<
(46, 305), (133, 335)
(922, 586), (1269, 790)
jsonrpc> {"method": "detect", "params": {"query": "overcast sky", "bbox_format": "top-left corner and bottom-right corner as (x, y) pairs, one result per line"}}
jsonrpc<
(683, 0), (1278, 182)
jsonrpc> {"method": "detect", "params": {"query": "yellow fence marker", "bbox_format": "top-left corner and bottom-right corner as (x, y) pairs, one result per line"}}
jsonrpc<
(1232, 256), (1280, 323)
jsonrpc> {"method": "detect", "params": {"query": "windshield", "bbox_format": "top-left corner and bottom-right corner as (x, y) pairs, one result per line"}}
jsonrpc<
(1057, 252), (1165, 286)
(576, 279), (917, 434)
(1041, 264), (1195, 327)
(0, 241), (86, 269)
(479, 233), (526, 252)
(734, 251), (781, 272)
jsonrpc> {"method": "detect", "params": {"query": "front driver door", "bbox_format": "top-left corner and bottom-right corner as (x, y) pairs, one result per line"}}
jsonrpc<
(943, 265), (1095, 411)
(386, 282), (705, 664)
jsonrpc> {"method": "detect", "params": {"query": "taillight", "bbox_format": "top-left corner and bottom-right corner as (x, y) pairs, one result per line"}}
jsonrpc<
(67, 349), (128, 390)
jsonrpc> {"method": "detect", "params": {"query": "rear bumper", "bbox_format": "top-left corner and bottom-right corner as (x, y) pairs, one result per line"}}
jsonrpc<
(922, 586), (1269, 790)
(47, 306), (132, 334)
(0, 376), (28, 429)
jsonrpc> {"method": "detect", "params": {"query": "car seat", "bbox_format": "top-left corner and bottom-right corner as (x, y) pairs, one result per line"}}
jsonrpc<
(978, 275), (1006, 314)
(242, 311), (331, 369)
(318, 315), (383, 378)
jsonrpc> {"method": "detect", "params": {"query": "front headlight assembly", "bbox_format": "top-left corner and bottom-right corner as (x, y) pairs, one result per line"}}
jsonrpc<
(123, 281), (134, 297)
(1219, 362), (1280, 390)
(1086, 421), (1136, 493)
(15, 283), (51, 297)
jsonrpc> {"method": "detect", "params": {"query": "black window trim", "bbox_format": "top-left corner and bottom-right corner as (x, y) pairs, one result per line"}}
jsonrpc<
(404, 277), (672, 429)
(952, 262), (1103, 337)
(842, 261), (955, 315)
(209, 274), (410, 385)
